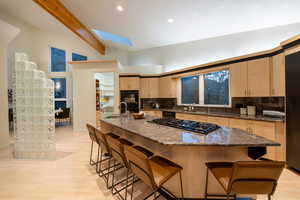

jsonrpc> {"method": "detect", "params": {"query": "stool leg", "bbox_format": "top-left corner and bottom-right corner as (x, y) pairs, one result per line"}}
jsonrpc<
(268, 194), (271, 200)
(111, 159), (116, 193)
(179, 170), (184, 199)
(95, 145), (100, 172)
(89, 141), (94, 165)
(205, 168), (208, 200)
(97, 147), (103, 174)
(125, 169), (129, 200)
(130, 175), (135, 200)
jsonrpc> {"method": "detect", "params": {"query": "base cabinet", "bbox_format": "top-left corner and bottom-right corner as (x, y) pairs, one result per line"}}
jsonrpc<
(229, 118), (285, 161)
(143, 110), (162, 118)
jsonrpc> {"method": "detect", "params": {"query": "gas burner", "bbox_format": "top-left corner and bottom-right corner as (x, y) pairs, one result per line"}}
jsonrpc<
(148, 118), (220, 135)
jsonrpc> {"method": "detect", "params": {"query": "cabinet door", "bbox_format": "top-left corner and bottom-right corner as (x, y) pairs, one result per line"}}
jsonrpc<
(120, 77), (140, 90)
(247, 57), (271, 97)
(271, 53), (285, 96)
(207, 116), (229, 126)
(230, 61), (248, 97)
(140, 78), (149, 98)
(159, 77), (177, 98)
(176, 113), (207, 122)
(252, 121), (276, 160)
(148, 78), (159, 98)
(228, 118), (250, 132)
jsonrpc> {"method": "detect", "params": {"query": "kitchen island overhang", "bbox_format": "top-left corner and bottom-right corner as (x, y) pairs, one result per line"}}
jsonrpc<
(100, 116), (280, 198)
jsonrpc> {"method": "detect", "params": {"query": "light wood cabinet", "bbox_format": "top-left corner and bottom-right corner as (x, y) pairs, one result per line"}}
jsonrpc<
(230, 57), (271, 97)
(140, 78), (159, 98)
(119, 77), (140, 90)
(230, 61), (248, 97)
(176, 113), (207, 122)
(207, 116), (229, 126)
(229, 118), (285, 161)
(159, 77), (177, 98)
(143, 110), (161, 118)
(271, 53), (285, 96)
(247, 57), (271, 97)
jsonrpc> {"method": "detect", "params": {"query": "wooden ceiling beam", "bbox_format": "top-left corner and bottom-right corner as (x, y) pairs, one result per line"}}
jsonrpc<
(33, 0), (105, 55)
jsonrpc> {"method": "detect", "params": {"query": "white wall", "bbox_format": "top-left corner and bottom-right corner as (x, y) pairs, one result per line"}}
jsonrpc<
(128, 23), (300, 72)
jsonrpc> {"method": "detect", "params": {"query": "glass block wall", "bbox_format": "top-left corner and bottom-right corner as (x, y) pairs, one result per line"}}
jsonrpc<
(13, 53), (55, 159)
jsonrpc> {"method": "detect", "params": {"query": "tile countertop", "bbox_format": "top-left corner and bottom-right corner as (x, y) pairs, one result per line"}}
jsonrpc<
(142, 108), (285, 122)
(101, 115), (280, 147)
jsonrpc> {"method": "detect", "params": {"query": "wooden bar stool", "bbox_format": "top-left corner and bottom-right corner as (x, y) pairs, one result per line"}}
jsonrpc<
(106, 135), (153, 200)
(124, 146), (184, 200)
(205, 161), (285, 200)
(86, 124), (98, 166)
(94, 128), (121, 189)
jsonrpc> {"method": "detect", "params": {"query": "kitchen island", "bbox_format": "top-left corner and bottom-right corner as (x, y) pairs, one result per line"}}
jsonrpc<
(100, 115), (280, 198)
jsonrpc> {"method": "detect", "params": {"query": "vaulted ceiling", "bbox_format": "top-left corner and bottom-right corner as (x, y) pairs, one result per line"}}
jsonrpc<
(1, 0), (300, 51)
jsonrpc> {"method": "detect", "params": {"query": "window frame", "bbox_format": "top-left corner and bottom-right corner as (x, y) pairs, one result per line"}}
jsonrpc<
(177, 69), (231, 108)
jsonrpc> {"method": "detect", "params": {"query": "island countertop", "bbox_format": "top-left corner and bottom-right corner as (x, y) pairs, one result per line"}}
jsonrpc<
(100, 115), (280, 147)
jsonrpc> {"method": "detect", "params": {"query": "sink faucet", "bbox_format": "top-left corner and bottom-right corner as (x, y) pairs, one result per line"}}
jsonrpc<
(120, 101), (128, 118)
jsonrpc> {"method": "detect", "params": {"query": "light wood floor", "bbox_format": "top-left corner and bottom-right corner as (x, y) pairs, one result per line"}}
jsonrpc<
(0, 126), (299, 200)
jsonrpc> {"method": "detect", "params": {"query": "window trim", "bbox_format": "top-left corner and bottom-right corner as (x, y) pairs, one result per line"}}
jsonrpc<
(177, 69), (231, 108)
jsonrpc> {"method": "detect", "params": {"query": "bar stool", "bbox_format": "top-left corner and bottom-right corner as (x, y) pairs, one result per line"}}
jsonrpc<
(124, 145), (184, 200)
(94, 128), (121, 188)
(205, 161), (285, 200)
(106, 135), (153, 200)
(86, 124), (98, 166)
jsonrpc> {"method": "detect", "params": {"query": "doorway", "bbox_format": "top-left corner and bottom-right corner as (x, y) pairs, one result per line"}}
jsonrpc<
(94, 72), (115, 127)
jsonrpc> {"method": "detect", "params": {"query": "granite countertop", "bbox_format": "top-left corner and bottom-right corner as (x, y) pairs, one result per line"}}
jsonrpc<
(101, 115), (280, 147)
(143, 108), (285, 122)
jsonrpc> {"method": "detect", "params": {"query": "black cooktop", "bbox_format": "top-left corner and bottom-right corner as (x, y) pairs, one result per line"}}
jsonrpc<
(148, 118), (220, 135)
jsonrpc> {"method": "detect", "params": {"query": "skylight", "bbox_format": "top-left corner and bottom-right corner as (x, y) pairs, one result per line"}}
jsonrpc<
(92, 29), (132, 46)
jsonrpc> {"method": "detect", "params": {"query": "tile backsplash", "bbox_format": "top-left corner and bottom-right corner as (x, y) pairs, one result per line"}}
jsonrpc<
(141, 98), (177, 109)
(141, 97), (285, 115)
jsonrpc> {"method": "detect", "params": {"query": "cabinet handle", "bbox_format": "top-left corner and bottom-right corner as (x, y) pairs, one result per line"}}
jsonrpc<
(244, 89), (247, 96)
(272, 89), (275, 95)
(248, 89), (251, 96)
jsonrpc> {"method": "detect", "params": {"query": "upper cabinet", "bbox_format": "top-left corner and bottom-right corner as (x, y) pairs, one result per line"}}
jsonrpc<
(119, 77), (140, 90)
(247, 57), (271, 97)
(140, 78), (159, 98)
(230, 57), (271, 97)
(230, 61), (248, 97)
(159, 76), (177, 98)
(271, 53), (285, 96)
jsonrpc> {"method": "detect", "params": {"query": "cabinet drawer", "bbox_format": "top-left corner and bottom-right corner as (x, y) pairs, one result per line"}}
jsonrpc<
(207, 116), (229, 126)
(176, 113), (207, 122)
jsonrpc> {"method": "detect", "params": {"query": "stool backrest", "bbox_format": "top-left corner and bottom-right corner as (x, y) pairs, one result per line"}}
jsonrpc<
(94, 129), (111, 154)
(86, 124), (97, 142)
(228, 161), (285, 195)
(106, 136), (128, 167)
(124, 146), (156, 189)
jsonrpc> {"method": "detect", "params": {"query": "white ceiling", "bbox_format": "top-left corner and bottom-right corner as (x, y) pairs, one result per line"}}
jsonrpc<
(1, 0), (300, 51)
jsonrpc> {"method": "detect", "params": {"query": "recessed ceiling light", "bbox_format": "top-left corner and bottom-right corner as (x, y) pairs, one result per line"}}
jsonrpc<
(167, 18), (174, 23)
(116, 5), (123, 12)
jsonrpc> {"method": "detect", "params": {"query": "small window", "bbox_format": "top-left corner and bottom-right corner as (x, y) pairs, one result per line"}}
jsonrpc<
(55, 101), (67, 110)
(52, 78), (67, 99)
(50, 47), (66, 72)
(181, 76), (199, 104)
(72, 53), (87, 61)
(204, 70), (229, 105)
